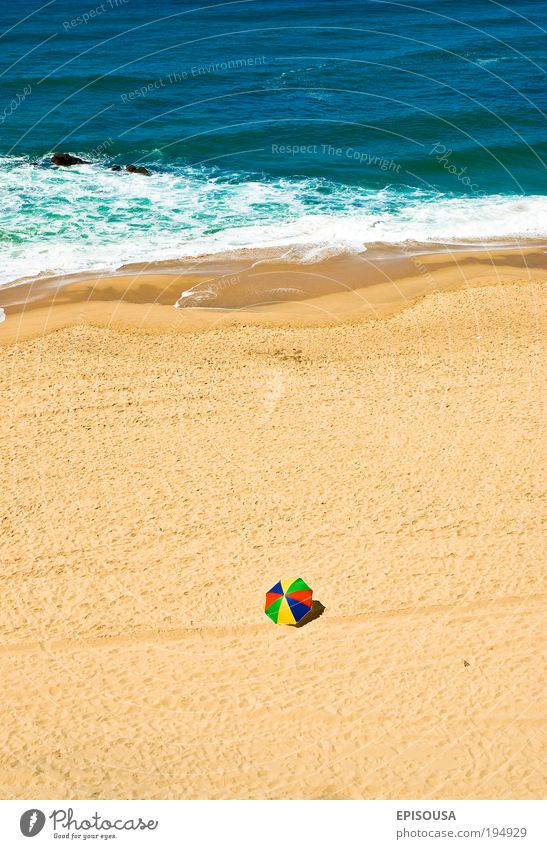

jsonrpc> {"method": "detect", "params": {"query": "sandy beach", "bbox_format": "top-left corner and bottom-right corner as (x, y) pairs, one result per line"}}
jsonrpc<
(0, 252), (545, 799)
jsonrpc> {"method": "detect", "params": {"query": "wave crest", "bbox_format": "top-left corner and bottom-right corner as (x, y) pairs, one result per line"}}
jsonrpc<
(0, 156), (545, 286)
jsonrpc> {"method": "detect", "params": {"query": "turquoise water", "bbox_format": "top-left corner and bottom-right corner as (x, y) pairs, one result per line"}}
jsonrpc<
(0, 0), (546, 285)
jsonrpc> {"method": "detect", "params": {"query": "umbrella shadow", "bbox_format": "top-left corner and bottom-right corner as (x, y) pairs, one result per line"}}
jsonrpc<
(293, 599), (326, 628)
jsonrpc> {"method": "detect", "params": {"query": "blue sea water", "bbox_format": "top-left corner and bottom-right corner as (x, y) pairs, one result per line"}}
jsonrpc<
(0, 0), (546, 285)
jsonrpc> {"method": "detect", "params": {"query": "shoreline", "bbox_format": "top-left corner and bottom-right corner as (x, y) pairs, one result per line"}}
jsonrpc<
(1, 243), (546, 345)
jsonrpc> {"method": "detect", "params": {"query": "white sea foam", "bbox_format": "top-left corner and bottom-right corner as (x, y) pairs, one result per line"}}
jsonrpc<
(0, 157), (546, 287)
(476, 57), (500, 67)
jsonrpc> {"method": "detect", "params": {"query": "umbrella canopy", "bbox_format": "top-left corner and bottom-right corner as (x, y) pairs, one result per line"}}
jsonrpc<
(265, 578), (313, 624)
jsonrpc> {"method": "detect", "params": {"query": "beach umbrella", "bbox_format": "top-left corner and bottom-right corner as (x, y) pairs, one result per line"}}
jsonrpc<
(265, 578), (313, 625)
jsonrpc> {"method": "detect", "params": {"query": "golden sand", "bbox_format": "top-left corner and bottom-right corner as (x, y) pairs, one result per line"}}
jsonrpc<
(0, 252), (545, 799)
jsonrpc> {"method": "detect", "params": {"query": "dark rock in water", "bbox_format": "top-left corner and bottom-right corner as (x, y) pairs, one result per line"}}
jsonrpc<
(51, 152), (88, 166)
(126, 164), (151, 175)
(110, 165), (122, 171)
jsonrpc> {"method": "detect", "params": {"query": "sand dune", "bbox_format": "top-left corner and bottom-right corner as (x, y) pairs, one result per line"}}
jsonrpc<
(0, 274), (545, 799)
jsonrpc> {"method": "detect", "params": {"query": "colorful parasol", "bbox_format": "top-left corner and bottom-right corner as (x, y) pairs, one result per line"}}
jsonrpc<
(265, 578), (313, 625)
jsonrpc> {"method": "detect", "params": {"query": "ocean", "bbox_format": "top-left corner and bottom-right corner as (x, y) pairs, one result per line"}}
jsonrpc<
(0, 0), (546, 287)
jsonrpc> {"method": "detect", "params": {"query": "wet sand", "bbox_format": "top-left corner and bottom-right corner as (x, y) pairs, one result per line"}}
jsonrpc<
(1, 244), (546, 345)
